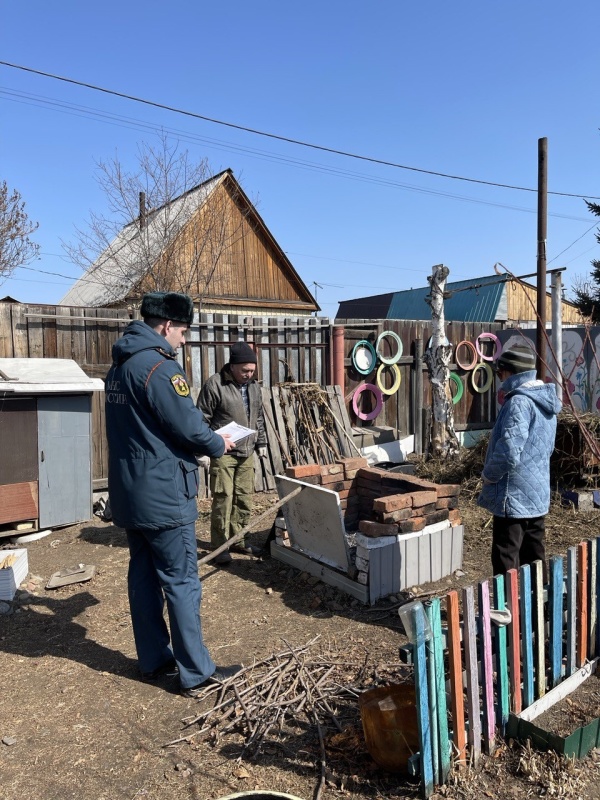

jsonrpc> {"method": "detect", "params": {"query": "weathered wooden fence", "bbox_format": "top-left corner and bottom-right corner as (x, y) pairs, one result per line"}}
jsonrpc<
(0, 303), (332, 487)
(1, 303), (505, 488)
(402, 540), (600, 797)
(338, 319), (503, 445)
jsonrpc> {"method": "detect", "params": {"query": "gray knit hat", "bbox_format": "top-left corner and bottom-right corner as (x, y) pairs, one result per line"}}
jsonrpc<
(496, 345), (536, 374)
(140, 292), (194, 325)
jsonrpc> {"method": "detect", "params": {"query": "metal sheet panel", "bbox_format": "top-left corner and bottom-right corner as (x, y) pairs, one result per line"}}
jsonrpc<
(38, 395), (93, 528)
(0, 398), (37, 484)
(275, 476), (350, 572)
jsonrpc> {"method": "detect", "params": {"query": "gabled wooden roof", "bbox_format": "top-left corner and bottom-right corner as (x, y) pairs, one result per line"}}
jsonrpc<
(60, 170), (318, 313)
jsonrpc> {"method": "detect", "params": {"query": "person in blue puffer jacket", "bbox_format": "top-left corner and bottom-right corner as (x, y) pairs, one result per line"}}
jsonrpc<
(105, 291), (241, 697)
(478, 344), (561, 580)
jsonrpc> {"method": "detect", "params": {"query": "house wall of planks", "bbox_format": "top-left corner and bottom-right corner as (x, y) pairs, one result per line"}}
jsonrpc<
(133, 176), (317, 313)
(506, 282), (582, 325)
(402, 538), (600, 797)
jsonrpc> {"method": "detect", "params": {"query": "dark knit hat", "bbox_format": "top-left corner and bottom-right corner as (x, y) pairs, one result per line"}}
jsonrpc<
(140, 292), (194, 325)
(496, 345), (536, 374)
(229, 341), (257, 364)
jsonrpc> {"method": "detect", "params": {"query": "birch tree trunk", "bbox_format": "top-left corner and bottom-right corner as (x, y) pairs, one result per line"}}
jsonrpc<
(423, 264), (459, 458)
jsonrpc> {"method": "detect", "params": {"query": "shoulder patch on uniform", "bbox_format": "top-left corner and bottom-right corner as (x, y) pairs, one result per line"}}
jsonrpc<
(170, 373), (190, 397)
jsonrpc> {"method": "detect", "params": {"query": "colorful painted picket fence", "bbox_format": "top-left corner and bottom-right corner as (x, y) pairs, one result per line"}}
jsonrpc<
(404, 537), (600, 798)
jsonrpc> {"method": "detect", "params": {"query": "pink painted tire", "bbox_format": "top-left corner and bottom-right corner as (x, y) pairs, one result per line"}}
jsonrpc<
(454, 340), (478, 371)
(352, 383), (383, 421)
(475, 332), (502, 362)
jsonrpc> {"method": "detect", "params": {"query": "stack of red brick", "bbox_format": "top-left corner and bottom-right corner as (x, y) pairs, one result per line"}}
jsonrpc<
(284, 457), (460, 536)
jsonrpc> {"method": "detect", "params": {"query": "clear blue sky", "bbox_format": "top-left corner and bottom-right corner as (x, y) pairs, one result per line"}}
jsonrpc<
(2, 1), (599, 316)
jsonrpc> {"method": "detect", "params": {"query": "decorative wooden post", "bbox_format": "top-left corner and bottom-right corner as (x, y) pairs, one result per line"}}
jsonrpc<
(423, 264), (459, 458)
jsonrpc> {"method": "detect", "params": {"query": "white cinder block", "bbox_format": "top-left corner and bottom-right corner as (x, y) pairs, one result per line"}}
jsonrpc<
(0, 549), (28, 601)
(355, 532), (397, 549)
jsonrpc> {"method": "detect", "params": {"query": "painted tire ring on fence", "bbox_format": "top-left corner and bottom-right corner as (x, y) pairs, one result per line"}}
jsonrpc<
(471, 362), (494, 393)
(449, 372), (464, 404)
(352, 383), (383, 420)
(475, 332), (502, 362)
(376, 363), (402, 395)
(375, 330), (403, 365)
(351, 339), (377, 375)
(454, 339), (478, 371)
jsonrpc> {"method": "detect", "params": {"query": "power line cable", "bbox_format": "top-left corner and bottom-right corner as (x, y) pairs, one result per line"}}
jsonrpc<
(547, 221), (599, 265)
(1, 60), (599, 200)
(1, 87), (594, 223)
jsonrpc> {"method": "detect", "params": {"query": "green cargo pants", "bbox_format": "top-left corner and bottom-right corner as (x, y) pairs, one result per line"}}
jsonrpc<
(209, 454), (255, 548)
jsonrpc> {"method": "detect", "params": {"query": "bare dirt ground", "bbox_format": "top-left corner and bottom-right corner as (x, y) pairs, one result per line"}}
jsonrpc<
(2, 493), (600, 800)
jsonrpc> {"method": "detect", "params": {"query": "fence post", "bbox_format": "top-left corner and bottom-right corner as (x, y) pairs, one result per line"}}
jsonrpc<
(567, 546), (577, 675)
(478, 581), (495, 754)
(493, 575), (510, 730)
(463, 585), (481, 767)
(577, 541), (589, 667)
(446, 591), (466, 765)
(506, 568), (522, 714)
(549, 555), (564, 687)
(520, 565), (534, 708)
(413, 603), (434, 798)
(533, 560), (546, 699)
(414, 337), (423, 455)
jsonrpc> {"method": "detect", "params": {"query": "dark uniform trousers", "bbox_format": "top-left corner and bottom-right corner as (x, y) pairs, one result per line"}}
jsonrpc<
(126, 522), (215, 688)
(491, 515), (547, 582)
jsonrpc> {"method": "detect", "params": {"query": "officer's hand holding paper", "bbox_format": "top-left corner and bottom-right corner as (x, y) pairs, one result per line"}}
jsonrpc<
(215, 420), (256, 444)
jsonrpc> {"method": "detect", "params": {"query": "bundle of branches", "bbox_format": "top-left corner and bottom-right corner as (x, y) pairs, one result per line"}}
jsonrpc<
(278, 383), (350, 465)
(165, 636), (408, 798)
(553, 409), (600, 488)
(413, 435), (490, 500)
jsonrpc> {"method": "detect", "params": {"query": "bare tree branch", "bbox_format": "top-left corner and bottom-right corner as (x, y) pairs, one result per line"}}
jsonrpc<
(62, 134), (248, 305)
(0, 181), (40, 284)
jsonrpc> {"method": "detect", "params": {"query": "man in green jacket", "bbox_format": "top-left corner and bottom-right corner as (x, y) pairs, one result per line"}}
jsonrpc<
(198, 341), (267, 565)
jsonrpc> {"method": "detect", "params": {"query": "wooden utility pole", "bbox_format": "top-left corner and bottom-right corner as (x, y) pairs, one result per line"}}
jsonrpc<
(537, 138), (547, 379)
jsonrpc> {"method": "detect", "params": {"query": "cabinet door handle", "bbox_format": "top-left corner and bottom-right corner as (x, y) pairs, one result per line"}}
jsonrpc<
(40, 451), (45, 462)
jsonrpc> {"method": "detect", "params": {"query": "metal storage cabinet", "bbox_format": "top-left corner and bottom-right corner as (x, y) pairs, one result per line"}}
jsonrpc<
(0, 359), (104, 531)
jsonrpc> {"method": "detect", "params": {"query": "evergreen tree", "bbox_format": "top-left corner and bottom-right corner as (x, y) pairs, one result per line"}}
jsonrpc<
(572, 201), (600, 321)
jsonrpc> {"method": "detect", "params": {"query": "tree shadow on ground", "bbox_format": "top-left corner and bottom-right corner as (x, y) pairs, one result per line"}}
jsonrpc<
(0, 590), (139, 679)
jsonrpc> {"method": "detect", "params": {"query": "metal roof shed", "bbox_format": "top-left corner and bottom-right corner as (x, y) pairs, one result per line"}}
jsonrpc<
(0, 359), (104, 532)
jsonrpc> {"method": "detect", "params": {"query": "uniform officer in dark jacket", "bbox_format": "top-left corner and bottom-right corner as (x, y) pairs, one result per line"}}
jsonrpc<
(198, 341), (267, 565)
(105, 291), (240, 697)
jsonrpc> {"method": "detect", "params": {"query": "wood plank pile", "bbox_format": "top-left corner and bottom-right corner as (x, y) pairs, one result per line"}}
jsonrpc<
(196, 382), (357, 499)
(256, 383), (357, 493)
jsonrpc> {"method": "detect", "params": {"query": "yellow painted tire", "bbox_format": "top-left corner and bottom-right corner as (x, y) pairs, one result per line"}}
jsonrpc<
(471, 362), (494, 393)
(376, 363), (402, 395)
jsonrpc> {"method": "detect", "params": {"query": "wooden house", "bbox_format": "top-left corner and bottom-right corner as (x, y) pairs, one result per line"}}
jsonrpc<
(60, 170), (318, 316)
(336, 274), (582, 325)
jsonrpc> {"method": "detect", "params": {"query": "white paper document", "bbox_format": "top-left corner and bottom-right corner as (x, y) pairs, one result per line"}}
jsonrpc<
(215, 421), (256, 443)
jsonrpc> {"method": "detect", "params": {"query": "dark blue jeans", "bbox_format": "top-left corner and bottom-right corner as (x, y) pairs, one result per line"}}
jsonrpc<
(126, 522), (215, 689)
